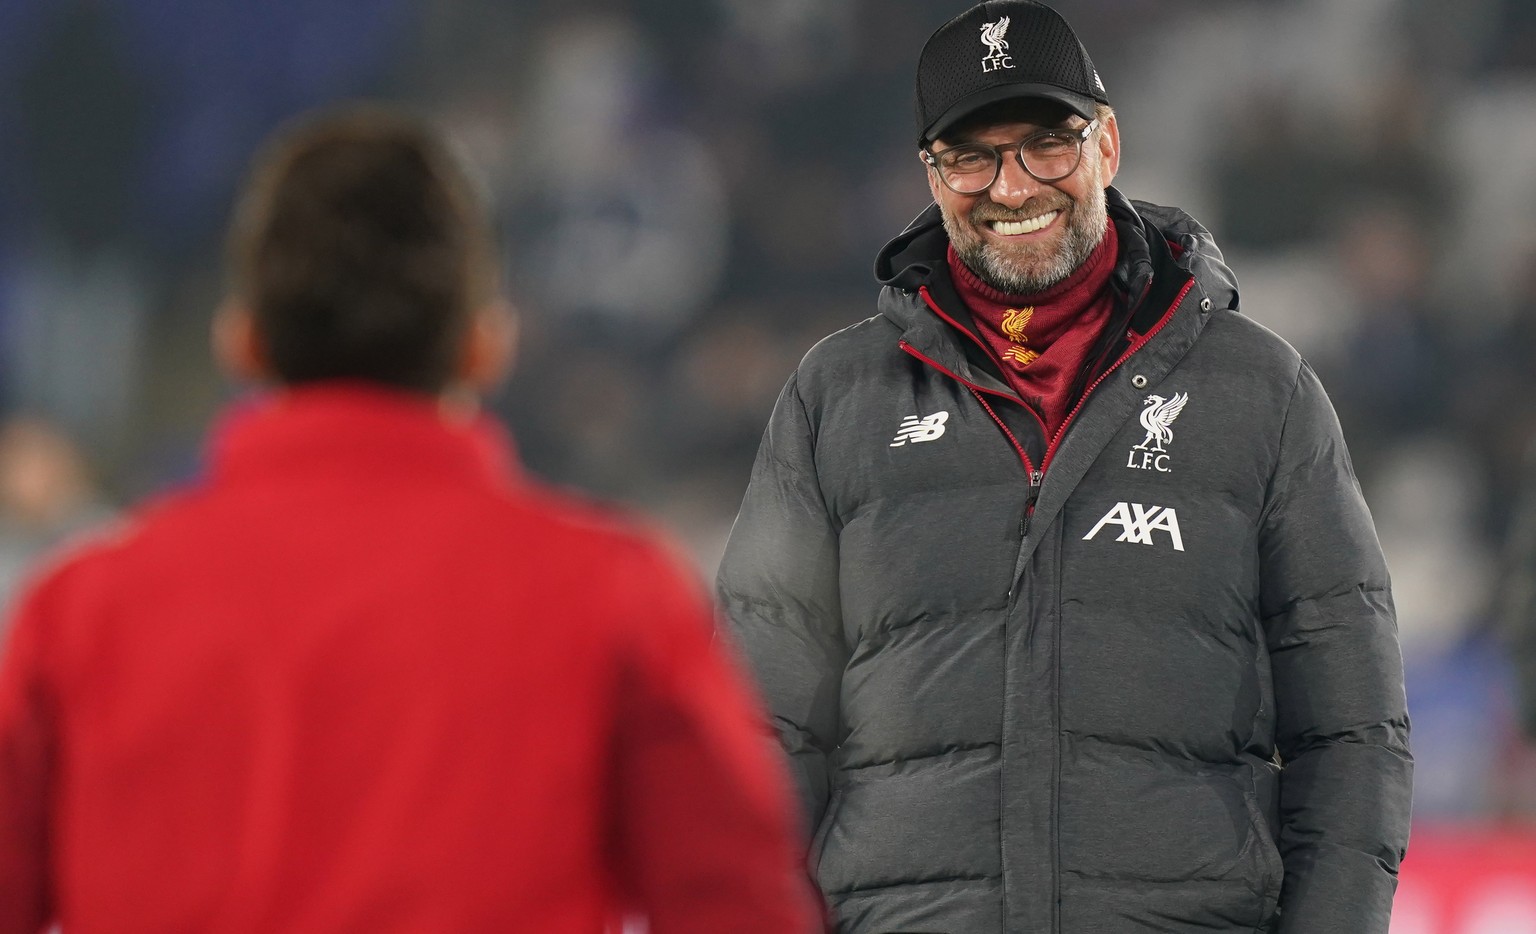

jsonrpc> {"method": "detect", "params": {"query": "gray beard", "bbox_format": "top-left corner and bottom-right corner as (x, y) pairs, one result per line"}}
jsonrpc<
(945, 181), (1108, 295)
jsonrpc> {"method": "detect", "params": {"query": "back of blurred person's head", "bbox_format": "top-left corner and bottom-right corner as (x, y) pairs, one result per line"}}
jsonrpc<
(221, 107), (510, 395)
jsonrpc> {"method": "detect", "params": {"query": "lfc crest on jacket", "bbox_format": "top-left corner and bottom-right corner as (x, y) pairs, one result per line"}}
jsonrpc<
(1127, 392), (1188, 473)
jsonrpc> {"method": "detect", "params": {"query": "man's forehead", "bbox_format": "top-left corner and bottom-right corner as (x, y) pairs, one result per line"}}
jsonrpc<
(936, 99), (1079, 143)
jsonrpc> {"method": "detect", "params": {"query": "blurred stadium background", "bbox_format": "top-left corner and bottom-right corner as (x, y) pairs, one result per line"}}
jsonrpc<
(1, 0), (1534, 928)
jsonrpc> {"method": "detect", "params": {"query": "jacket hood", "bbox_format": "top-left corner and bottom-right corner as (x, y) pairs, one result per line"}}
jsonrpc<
(1134, 197), (1239, 315)
(873, 202), (950, 291)
(873, 188), (1239, 326)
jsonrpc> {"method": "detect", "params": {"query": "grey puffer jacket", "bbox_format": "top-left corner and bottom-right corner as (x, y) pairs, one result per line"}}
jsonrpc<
(717, 191), (1412, 934)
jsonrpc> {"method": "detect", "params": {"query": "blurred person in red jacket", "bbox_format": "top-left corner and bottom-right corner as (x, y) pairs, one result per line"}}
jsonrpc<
(0, 107), (819, 934)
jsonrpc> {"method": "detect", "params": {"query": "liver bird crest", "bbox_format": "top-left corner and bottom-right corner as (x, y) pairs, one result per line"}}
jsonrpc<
(1134, 392), (1188, 453)
(980, 17), (1010, 57)
(1001, 306), (1033, 342)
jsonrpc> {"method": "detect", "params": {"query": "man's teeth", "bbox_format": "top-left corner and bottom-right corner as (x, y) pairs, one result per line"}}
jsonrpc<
(990, 211), (1059, 235)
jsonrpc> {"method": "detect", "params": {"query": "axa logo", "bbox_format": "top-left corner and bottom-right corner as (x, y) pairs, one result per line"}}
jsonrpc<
(1083, 502), (1185, 552)
(891, 411), (948, 447)
(1128, 392), (1188, 473)
(980, 17), (1013, 72)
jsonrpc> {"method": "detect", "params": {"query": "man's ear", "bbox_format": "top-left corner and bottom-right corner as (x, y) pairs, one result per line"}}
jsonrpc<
(1096, 114), (1121, 188)
(212, 301), (272, 384)
(921, 149), (944, 203)
(457, 301), (519, 392)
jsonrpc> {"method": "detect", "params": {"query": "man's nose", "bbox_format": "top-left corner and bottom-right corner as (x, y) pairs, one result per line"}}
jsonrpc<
(988, 151), (1043, 209)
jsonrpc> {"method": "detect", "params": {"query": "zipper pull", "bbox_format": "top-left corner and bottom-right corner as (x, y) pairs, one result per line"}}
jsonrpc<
(1020, 469), (1044, 537)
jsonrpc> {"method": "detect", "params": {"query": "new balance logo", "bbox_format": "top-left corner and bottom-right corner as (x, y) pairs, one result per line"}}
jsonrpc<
(1083, 502), (1185, 552)
(890, 411), (949, 446)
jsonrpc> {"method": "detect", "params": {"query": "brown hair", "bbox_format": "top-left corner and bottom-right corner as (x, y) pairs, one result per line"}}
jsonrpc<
(227, 106), (497, 393)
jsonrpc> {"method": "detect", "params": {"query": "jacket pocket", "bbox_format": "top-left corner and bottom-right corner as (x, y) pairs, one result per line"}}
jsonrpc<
(1240, 791), (1284, 929)
(810, 785), (845, 883)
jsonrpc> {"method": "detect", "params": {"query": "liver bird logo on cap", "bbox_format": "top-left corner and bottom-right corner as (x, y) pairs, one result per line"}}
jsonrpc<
(980, 17), (1013, 71)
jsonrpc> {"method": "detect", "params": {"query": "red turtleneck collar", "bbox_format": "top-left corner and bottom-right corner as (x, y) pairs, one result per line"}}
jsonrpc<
(947, 218), (1118, 437)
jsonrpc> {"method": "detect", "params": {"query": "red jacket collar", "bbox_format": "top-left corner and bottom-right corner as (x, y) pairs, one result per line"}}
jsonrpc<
(207, 382), (518, 490)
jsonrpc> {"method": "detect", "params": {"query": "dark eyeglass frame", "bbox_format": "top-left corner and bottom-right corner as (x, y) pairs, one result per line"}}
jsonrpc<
(923, 118), (1100, 193)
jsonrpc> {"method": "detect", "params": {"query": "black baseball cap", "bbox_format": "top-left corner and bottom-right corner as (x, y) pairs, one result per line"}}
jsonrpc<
(916, 0), (1109, 146)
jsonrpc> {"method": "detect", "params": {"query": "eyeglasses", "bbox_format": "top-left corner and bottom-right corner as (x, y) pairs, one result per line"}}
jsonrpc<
(923, 119), (1099, 194)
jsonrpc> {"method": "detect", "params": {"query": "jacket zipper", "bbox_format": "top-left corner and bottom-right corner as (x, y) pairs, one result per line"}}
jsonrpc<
(1021, 469), (1043, 537)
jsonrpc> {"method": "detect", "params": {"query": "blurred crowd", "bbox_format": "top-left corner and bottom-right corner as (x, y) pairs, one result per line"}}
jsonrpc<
(2, 0), (1536, 822)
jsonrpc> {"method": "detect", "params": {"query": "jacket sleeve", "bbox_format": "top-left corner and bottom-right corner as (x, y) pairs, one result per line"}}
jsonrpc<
(608, 537), (821, 934)
(1258, 362), (1412, 934)
(716, 371), (846, 841)
(0, 580), (59, 934)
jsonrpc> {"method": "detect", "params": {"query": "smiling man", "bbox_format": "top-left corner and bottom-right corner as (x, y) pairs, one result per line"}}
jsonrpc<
(716, 2), (1412, 933)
